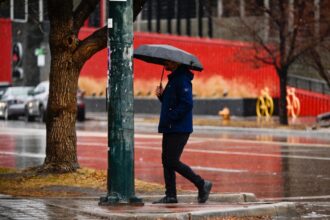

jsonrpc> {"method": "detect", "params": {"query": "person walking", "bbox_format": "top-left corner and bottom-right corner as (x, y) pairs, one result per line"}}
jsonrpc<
(153, 60), (212, 204)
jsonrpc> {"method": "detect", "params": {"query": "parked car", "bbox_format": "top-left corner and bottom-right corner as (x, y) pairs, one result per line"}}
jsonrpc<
(0, 82), (11, 100)
(25, 81), (86, 122)
(0, 86), (33, 120)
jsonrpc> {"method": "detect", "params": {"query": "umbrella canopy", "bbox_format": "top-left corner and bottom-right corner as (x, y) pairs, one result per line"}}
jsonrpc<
(134, 44), (203, 71)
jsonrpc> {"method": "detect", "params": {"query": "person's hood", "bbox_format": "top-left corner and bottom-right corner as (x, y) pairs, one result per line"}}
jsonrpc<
(168, 65), (194, 81)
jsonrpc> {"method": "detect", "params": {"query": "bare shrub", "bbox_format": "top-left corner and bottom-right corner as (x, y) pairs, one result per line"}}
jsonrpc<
(78, 77), (107, 97)
(193, 76), (258, 98)
(79, 76), (258, 98)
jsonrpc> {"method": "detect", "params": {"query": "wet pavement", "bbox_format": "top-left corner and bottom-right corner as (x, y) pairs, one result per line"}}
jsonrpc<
(0, 194), (299, 220)
(0, 195), (94, 220)
(0, 114), (330, 219)
(1, 116), (330, 199)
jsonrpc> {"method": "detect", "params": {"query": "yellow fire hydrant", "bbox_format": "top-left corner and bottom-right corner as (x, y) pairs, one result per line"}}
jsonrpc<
(218, 107), (230, 120)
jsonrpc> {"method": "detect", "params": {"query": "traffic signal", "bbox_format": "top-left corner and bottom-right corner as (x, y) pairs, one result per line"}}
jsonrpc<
(12, 67), (23, 79)
(12, 42), (23, 79)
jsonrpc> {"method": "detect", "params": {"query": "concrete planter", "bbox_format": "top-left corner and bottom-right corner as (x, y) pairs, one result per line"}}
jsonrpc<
(85, 97), (279, 116)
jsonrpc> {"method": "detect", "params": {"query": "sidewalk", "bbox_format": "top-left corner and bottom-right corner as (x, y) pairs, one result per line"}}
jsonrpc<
(0, 194), (298, 219)
(1, 114), (327, 219)
(86, 112), (330, 138)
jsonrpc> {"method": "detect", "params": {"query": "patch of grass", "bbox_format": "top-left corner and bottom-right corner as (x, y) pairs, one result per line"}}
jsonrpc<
(218, 217), (271, 220)
(0, 167), (164, 197)
(143, 117), (308, 130)
(0, 167), (15, 173)
(194, 118), (308, 130)
(79, 75), (260, 98)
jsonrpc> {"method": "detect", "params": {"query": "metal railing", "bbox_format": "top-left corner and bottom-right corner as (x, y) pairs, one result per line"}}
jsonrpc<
(288, 74), (330, 95)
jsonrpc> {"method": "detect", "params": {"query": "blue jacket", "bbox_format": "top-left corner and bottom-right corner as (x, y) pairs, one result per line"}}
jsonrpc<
(158, 65), (194, 133)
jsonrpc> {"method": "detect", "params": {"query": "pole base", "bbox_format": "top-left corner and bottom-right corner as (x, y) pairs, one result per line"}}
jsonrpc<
(99, 194), (144, 206)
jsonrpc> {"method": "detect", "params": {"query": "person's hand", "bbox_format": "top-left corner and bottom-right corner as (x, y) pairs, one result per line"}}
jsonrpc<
(155, 85), (163, 97)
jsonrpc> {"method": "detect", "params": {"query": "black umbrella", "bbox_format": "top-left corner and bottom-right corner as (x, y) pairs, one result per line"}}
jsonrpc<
(134, 44), (203, 87)
(134, 44), (203, 71)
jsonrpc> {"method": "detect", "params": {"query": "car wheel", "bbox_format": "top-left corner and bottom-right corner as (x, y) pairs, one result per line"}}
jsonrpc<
(4, 108), (9, 120)
(25, 109), (35, 122)
(39, 106), (46, 123)
(11, 116), (18, 120)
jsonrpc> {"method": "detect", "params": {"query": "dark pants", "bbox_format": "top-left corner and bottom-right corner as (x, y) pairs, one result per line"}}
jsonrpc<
(162, 133), (204, 197)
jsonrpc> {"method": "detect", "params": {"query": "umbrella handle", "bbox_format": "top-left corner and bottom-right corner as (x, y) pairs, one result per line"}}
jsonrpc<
(160, 67), (165, 88)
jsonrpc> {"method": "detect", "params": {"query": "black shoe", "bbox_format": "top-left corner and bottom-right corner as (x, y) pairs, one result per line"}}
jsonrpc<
(152, 196), (178, 204)
(198, 180), (212, 203)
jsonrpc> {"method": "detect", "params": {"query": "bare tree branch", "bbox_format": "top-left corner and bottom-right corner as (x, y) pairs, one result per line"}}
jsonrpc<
(286, 0), (306, 65)
(133, 0), (147, 21)
(239, 19), (278, 69)
(73, 0), (99, 34)
(73, 25), (107, 65)
(288, 25), (330, 67)
(287, 1), (306, 65)
(74, 0), (147, 65)
(309, 49), (330, 87)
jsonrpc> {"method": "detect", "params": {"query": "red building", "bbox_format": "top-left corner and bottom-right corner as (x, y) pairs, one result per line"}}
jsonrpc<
(0, 0), (329, 116)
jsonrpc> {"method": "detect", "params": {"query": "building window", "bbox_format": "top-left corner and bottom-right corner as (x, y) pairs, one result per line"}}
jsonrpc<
(315, 0), (330, 36)
(141, 0), (196, 20)
(222, 0), (240, 17)
(88, 2), (100, 27)
(43, 0), (48, 21)
(209, 0), (219, 17)
(320, 0), (330, 21)
(11, 0), (28, 22)
(245, 0), (264, 16)
(142, 0), (175, 20)
(0, 0), (10, 18)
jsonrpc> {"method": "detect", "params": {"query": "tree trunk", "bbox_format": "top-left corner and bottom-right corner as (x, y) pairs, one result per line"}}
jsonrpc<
(278, 69), (288, 125)
(43, 0), (81, 172)
(40, 0), (147, 173)
(43, 52), (80, 172)
(43, 47), (81, 172)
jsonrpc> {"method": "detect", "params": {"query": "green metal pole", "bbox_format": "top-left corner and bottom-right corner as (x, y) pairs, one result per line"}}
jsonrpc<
(99, 0), (142, 205)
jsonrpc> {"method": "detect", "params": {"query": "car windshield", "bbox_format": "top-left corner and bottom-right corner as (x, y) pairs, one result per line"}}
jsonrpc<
(3, 87), (32, 97)
(33, 82), (49, 94)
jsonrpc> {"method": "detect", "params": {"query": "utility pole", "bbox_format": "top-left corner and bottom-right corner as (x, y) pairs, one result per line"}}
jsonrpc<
(99, 0), (142, 205)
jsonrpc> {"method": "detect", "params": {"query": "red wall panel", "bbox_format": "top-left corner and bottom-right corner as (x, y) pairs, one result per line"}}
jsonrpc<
(79, 29), (329, 116)
(295, 88), (330, 116)
(132, 33), (280, 97)
(0, 19), (12, 83)
(79, 31), (279, 95)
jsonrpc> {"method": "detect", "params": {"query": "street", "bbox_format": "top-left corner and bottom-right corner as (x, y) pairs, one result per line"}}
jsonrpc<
(1, 117), (330, 201)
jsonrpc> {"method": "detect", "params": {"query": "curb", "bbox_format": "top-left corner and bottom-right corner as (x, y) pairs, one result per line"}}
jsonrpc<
(0, 194), (297, 219)
(20, 193), (257, 203)
(193, 125), (330, 138)
(132, 122), (330, 139)
(42, 199), (297, 220)
(190, 202), (297, 219)
(86, 113), (330, 138)
(140, 193), (258, 203)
